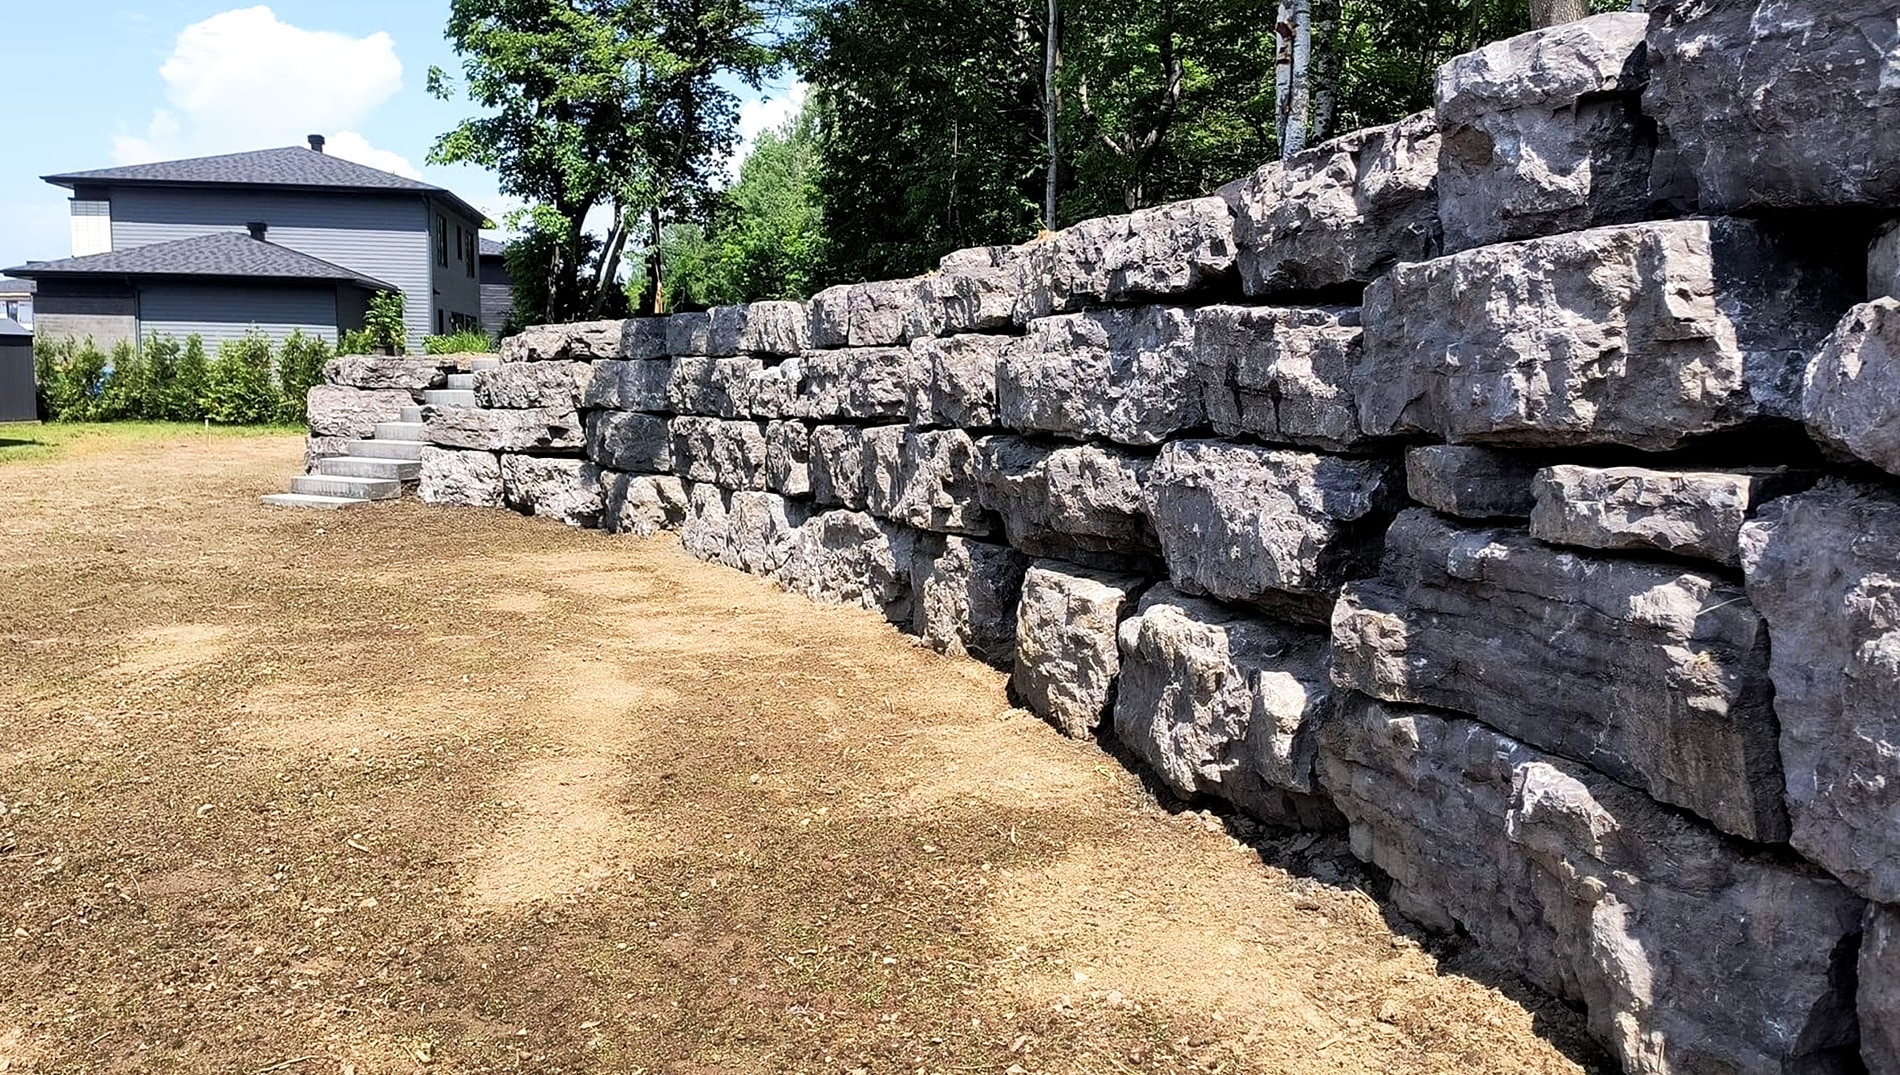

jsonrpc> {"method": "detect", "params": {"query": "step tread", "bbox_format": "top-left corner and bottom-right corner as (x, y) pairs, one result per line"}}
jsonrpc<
(261, 493), (367, 509)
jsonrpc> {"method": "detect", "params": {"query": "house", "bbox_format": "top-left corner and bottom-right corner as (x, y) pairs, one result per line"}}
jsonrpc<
(3, 136), (487, 350)
(478, 237), (513, 339)
(0, 317), (32, 422)
(0, 277), (32, 328)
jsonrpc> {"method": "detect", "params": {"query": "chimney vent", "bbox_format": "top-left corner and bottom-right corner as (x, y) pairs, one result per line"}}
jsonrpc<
(308, 134), (325, 153)
(247, 221), (268, 241)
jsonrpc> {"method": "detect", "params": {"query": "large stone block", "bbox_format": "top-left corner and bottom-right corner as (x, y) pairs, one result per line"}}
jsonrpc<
(1015, 197), (1234, 321)
(775, 510), (922, 625)
(911, 246), (1021, 337)
(303, 435), (352, 471)
(1740, 481), (1900, 902)
(1191, 305), (1367, 450)
(737, 300), (810, 356)
(912, 536), (1030, 666)
(1011, 562), (1148, 738)
(1317, 697), (1864, 1075)
(1334, 508), (1787, 842)
(1114, 585), (1336, 826)
(1530, 463), (1813, 566)
(424, 406), (583, 452)
(680, 481), (734, 566)
(1644, 0), (1900, 211)
(764, 420), (811, 498)
(998, 306), (1200, 446)
(417, 447), (503, 508)
(582, 359), (671, 412)
(600, 471), (688, 536)
(806, 286), (851, 350)
(473, 361), (590, 409)
(907, 334), (1005, 429)
(1867, 904), (1900, 1075)
(1804, 299), (1900, 478)
(861, 426), (993, 536)
(971, 435), (1159, 567)
(502, 319), (648, 362)
(1404, 445), (1539, 520)
(1232, 112), (1441, 297)
(583, 410), (671, 474)
(809, 425), (869, 509)
(1358, 218), (1857, 449)
(727, 491), (811, 576)
(668, 417), (766, 490)
(665, 311), (713, 357)
(322, 354), (444, 392)
(307, 385), (415, 439)
(499, 455), (603, 527)
(747, 349), (909, 422)
(1145, 441), (1402, 621)
(666, 356), (761, 418)
(1435, 13), (1657, 252)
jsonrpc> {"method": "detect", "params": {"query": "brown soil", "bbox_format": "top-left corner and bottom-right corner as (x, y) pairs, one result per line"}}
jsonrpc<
(0, 429), (1607, 1074)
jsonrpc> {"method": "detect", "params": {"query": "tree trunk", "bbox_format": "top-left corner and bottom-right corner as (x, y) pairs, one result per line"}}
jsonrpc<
(1311, 0), (1338, 143)
(1043, 0), (1060, 231)
(1284, 0), (1312, 157)
(1530, 0), (1590, 26)
(1273, 0), (1293, 154)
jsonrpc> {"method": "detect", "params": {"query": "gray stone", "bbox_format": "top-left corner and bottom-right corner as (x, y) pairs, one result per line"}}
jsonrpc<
(707, 305), (749, 356)
(1192, 305), (1367, 450)
(912, 536), (1030, 666)
(1011, 562), (1148, 738)
(1334, 508), (1787, 842)
(501, 319), (640, 362)
(807, 286), (851, 350)
(1644, 0), (1900, 211)
(1804, 298), (1900, 478)
(1358, 218), (1856, 449)
(737, 300), (810, 356)
(423, 406), (583, 452)
(748, 349), (910, 422)
(1405, 445), (1540, 519)
(322, 354), (444, 392)
(1530, 464), (1814, 566)
(1144, 441), (1403, 620)
(1740, 481), (1900, 902)
(998, 306), (1201, 446)
(1866, 903), (1900, 1075)
(666, 356), (761, 418)
(1015, 197), (1234, 322)
(303, 436), (351, 471)
(582, 359), (671, 412)
(499, 455), (603, 527)
(668, 417), (766, 490)
(911, 246), (1021, 336)
(665, 311), (713, 356)
(473, 361), (590, 409)
(680, 482), (734, 566)
(845, 279), (924, 347)
(417, 446), (503, 508)
(583, 410), (672, 474)
(1872, 221), (1900, 300)
(971, 435), (1159, 567)
(808, 426), (869, 509)
(622, 317), (669, 360)
(307, 385), (415, 439)
(775, 510), (922, 625)
(764, 420), (811, 497)
(1435, 13), (1657, 253)
(1114, 585), (1336, 825)
(861, 426), (993, 536)
(1317, 697), (1864, 1075)
(1232, 112), (1441, 297)
(907, 335), (1005, 429)
(600, 471), (688, 537)
(727, 491), (811, 576)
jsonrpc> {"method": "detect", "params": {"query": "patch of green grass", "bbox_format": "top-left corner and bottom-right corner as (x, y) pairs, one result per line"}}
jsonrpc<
(0, 421), (300, 465)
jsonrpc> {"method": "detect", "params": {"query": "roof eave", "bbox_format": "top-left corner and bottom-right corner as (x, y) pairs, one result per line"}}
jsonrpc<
(39, 174), (486, 224)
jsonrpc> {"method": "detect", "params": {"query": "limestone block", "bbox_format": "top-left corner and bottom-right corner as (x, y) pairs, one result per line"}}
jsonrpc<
(727, 491), (811, 576)
(1358, 218), (1857, 449)
(600, 471), (688, 537)
(1144, 441), (1403, 620)
(971, 435), (1159, 567)
(737, 300), (810, 356)
(322, 355), (443, 392)
(1530, 464), (1814, 566)
(1232, 112), (1441, 297)
(622, 317), (669, 360)
(848, 279), (926, 347)
(680, 482), (734, 566)
(1192, 305), (1367, 450)
(502, 319), (642, 362)
(423, 406), (583, 452)
(764, 420), (811, 498)
(473, 361), (590, 409)
(1866, 904), (1900, 1075)
(1644, 0), (1900, 211)
(666, 356), (761, 418)
(1871, 221), (1900, 300)
(757, 348), (909, 422)
(303, 436), (351, 471)
(807, 286), (851, 350)
(417, 447), (503, 508)
(1435, 13), (1657, 252)
(499, 455), (603, 527)
(912, 536), (1030, 666)
(1740, 481), (1900, 902)
(582, 359), (671, 413)
(706, 305), (749, 356)
(1015, 197), (1234, 321)
(907, 334), (1005, 429)
(307, 385), (414, 439)
(809, 425), (869, 509)
(1011, 562), (1148, 738)
(668, 417), (766, 490)
(665, 311), (713, 356)
(1404, 445), (1539, 519)
(861, 426), (993, 536)
(1804, 298), (1900, 478)
(998, 306), (1201, 446)
(775, 510), (922, 625)
(912, 246), (1021, 337)
(1334, 508), (1787, 842)
(1317, 697), (1864, 1075)
(583, 410), (672, 474)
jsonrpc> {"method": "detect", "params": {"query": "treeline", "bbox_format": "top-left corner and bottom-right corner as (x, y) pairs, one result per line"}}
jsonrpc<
(33, 331), (330, 425)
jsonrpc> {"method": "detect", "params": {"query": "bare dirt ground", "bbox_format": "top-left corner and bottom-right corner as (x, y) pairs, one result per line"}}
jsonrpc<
(0, 428), (1607, 1074)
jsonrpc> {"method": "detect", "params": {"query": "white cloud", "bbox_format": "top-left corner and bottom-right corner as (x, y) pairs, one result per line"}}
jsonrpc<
(113, 6), (415, 175)
(726, 81), (807, 180)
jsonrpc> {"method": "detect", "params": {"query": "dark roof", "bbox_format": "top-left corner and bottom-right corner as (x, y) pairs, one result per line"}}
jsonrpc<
(45, 146), (485, 223)
(0, 318), (30, 338)
(480, 237), (508, 258)
(3, 232), (395, 290)
(0, 277), (35, 296)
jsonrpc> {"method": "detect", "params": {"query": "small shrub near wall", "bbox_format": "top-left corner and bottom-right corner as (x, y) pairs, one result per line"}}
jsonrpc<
(423, 329), (495, 354)
(31, 328), (334, 424)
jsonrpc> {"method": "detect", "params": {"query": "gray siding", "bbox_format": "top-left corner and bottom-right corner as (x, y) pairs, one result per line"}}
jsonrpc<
(34, 279), (136, 348)
(426, 199), (485, 338)
(480, 283), (513, 338)
(0, 338), (36, 422)
(139, 283), (340, 347)
(107, 186), (431, 348)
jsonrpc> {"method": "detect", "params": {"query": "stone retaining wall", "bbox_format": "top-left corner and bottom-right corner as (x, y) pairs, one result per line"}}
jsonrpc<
(308, 5), (1900, 1072)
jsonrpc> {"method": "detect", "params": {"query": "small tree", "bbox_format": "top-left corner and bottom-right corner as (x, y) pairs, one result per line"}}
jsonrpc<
(202, 331), (281, 425)
(96, 340), (150, 420)
(276, 330), (334, 423)
(169, 335), (210, 421)
(364, 291), (407, 355)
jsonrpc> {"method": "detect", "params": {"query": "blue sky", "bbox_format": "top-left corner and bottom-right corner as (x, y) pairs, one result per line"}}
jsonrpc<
(0, 2), (803, 272)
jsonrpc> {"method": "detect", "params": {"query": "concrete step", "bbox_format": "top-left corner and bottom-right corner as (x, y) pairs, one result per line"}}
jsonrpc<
(470, 356), (502, 373)
(347, 438), (426, 461)
(399, 405), (425, 422)
(423, 389), (478, 408)
(374, 421), (426, 441)
(291, 474), (403, 500)
(445, 372), (477, 390)
(261, 493), (367, 510)
(319, 455), (421, 481)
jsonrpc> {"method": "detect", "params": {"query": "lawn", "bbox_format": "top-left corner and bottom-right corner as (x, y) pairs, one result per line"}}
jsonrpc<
(0, 421), (302, 466)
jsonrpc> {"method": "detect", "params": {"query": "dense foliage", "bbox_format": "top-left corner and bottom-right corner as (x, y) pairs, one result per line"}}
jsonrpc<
(33, 331), (331, 425)
(425, 329), (500, 354)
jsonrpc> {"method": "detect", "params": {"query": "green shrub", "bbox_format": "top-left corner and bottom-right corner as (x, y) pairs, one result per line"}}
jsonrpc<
(337, 328), (376, 355)
(201, 331), (282, 425)
(275, 330), (333, 423)
(95, 340), (151, 420)
(423, 329), (494, 354)
(169, 335), (209, 421)
(144, 334), (182, 419)
(33, 337), (109, 421)
(365, 291), (407, 354)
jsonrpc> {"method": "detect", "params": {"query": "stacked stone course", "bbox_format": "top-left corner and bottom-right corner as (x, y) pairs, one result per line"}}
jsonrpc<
(332, 5), (1900, 1071)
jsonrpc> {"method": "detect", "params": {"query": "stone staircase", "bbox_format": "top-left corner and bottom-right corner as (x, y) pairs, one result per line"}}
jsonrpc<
(262, 357), (498, 509)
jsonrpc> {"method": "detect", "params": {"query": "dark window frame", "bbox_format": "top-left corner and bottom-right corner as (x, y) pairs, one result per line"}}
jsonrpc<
(434, 213), (448, 268)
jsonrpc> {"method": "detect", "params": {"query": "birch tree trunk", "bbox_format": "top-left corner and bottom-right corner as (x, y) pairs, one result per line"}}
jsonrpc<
(1311, 0), (1338, 143)
(1530, 0), (1590, 26)
(1043, 0), (1060, 231)
(1284, 0), (1312, 157)
(1274, 0), (1293, 154)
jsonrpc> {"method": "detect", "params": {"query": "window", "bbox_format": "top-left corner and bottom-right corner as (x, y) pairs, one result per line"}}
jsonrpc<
(434, 214), (448, 267)
(465, 232), (477, 277)
(436, 308), (445, 334)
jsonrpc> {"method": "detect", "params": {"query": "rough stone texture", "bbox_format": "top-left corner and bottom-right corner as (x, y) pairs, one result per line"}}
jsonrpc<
(844, 279), (924, 347)
(424, 406), (583, 452)
(1011, 563), (1147, 738)
(911, 246), (1020, 336)
(303, 436), (351, 472)
(1317, 697), (1865, 1075)
(862, 427), (993, 536)
(474, 361), (590, 409)
(1530, 464), (1813, 566)
(912, 536), (1030, 666)
(764, 420), (812, 498)
(1192, 305), (1367, 450)
(1866, 904), (1900, 1075)
(1358, 218), (1857, 449)
(1804, 298), (1900, 478)
(1435, 13), (1657, 253)
(600, 471), (688, 537)
(809, 426), (870, 509)
(306, 385), (415, 439)
(971, 436), (1158, 567)
(665, 311), (713, 357)
(1334, 508), (1787, 842)
(1644, 0), (1900, 211)
(727, 491), (811, 576)
(417, 447), (503, 508)
(706, 305), (748, 357)
(737, 300), (810, 356)
(583, 359), (671, 413)
(775, 510), (921, 625)
(322, 354), (444, 392)
(998, 306), (1201, 446)
(907, 335), (1005, 430)
(1015, 197), (1234, 321)
(1740, 481), (1900, 902)
(499, 455), (603, 527)
(584, 410), (672, 474)
(748, 349), (910, 422)
(502, 319), (643, 362)
(1872, 221), (1900, 301)
(667, 357), (761, 419)
(1145, 441), (1403, 620)
(1232, 112), (1441, 297)
(1404, 445), (1540, 519)
(669, 417), (767, 490)
(1114, 585), (1337, 825)
(806, 286), (851, 350)
(679, 482), (734, 566)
